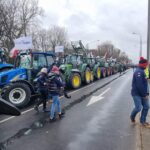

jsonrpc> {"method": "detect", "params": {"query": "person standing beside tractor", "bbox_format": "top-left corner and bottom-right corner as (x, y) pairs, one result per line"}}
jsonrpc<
(34, 68), (49, 112)
(130, 57), (150, 126)
(48, 66), (65, 122)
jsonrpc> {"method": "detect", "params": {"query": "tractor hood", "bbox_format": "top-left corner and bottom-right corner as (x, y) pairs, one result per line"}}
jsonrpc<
(0, 68), (27, 87)
(0, 63), (13, 69)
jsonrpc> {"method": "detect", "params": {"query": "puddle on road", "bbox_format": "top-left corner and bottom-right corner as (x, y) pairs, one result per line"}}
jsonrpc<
(0, 74), (123, 150)
(0, 118), (47, 150)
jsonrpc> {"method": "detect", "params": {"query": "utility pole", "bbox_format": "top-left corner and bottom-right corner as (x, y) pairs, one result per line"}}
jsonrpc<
(147, 0), (150, 61)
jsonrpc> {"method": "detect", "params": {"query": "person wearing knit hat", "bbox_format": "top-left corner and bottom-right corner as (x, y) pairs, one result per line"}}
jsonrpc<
(130, 57), (150, 127)
(48, 65), (65, 122)
(34, 68), (49, 112)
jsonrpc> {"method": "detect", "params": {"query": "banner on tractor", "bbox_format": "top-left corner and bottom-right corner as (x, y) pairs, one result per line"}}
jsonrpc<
(55, 46), (64, 53)
(14, 37), (32, 50)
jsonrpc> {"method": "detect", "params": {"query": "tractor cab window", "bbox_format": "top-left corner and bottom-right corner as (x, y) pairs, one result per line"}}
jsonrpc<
(76, 56), (82, 64)
(65, 55), (72, 63)
(92, 58), (95, 64)
(16, 54), (31, 69)
(47, 55), (54, 66)
(33, 54), (47, 69)
(70, 55), (77, 65)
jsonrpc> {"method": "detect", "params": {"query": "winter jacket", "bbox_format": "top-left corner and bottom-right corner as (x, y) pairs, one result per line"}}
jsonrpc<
(37, 73), (48, 91)
(48, 73), (64, 96)
(131, 67), (149, 97)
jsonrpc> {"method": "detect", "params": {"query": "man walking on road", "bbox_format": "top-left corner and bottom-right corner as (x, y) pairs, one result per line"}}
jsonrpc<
(130, 57), (150, 126)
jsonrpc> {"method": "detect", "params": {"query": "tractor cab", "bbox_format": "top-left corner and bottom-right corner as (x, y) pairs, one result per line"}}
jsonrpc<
(64, 54), (84, 69)
(15, 51), (55, 82)
(1, 51), (55, 108)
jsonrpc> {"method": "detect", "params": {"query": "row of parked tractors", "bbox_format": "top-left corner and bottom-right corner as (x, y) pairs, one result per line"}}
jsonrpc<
(0, 41), (127, 108)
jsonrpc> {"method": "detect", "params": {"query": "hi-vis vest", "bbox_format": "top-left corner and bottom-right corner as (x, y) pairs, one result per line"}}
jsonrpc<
(145, 67), (149, 79)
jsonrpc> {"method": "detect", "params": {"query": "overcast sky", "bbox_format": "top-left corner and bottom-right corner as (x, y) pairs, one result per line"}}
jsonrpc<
(39, 0), (148, 63)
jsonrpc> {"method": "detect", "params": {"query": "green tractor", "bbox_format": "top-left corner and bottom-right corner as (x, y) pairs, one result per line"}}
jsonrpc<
(95, 57), (107, 78)
(59, 41), (92, 89)
(84, 57), (101, 80)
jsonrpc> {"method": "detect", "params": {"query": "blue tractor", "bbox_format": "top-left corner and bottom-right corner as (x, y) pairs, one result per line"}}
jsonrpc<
(0, 48), (13, 72)
(1, 50), (55, 108)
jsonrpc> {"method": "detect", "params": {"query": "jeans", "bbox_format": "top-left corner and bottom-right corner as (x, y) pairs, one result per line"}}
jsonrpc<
(50, 95), (61, 119)
(130, 95), (149, 123)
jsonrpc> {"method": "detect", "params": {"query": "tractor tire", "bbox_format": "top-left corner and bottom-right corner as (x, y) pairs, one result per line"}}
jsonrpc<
(90, 71), (94, 82)
(101, 68), (106, 78)
(84, 67), (91, 84)
(96, 67), (101, 80)
(69, 73), (81, 89)
(106, 68), (110, 76)
(2, 82), (31, 108)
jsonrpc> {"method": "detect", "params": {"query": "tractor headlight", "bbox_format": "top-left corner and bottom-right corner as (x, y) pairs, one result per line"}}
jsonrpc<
(19, 74), (27, 79)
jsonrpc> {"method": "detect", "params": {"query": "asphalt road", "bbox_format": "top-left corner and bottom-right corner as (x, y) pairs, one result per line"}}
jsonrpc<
(0, 70), (140, 150)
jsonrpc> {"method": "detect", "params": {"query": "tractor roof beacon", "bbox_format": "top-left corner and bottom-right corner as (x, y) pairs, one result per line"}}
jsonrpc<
(1, 50), (55, 108)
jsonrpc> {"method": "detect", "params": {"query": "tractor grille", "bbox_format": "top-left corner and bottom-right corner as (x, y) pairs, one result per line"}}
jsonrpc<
(1, 75), (8, 83)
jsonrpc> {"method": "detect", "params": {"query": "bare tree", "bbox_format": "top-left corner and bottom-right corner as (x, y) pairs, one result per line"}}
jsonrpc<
(0, 0), (43, 50)
(48, 25), (68, 51)
(98, 41), (114, 58)
(97, 41), (130, 63)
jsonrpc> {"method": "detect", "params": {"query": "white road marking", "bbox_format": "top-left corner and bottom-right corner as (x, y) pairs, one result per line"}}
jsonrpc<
(0, 116), (15, 124)
(0, 76), (116, 124)
(87, 88), (111, 106)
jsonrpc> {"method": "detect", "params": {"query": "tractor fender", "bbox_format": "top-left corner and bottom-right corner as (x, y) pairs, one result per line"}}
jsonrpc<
(11, 80), (35, 94)
(71, 69), (81, 75)
(93, 64), (99, 72)
(81, 64), (91, 72)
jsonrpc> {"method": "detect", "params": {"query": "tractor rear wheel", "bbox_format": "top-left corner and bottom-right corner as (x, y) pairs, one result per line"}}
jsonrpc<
(90, 71), (94, 82)
(84, 67), (91, 84)
(2, 82), (31, 108)
(69, 73), (81, 89)
(101, 68), (106, 78)
(96, 67), (101, 79)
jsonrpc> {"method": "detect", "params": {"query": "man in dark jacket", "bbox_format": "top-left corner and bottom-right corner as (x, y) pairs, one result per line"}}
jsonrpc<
(48, 66), (65, 122)
(130, 57), (149, 126)
(34, 68), (49, 112)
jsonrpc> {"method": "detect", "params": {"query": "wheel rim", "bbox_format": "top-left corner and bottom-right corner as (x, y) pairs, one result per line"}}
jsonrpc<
(85, 70), (91, 82)
(97, 68), (101, 78)
(73, 75), (80, 87)
(9, 88), (26, 104)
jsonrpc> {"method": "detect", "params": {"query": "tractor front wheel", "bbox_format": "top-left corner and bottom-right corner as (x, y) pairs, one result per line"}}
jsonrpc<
(2, 82), (31, 108)
(69, 73), (81, 89)
(84, 67), (91, 84)
(96, 67), (101, 79)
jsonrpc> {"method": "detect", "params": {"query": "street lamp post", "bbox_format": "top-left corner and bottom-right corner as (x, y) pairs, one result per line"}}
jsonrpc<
(147, 0), (150, 61)
(133, 32), (142, 57)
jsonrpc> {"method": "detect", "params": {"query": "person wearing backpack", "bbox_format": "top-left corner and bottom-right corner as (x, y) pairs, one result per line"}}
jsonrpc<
(48, 66), (65, 122)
